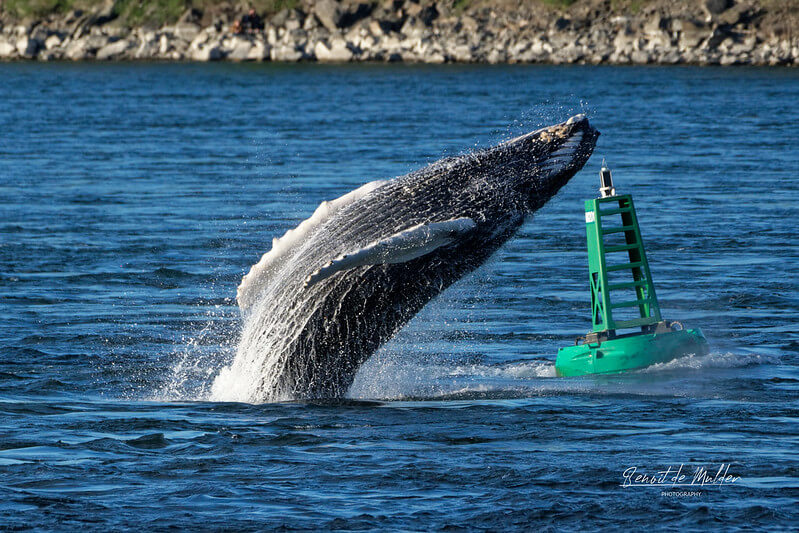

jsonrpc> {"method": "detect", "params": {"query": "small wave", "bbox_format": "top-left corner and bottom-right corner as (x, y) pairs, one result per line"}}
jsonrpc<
(267, 433), (325, 446)
(449, 360), (556, 379)
(638, 351), (780, 373)
(153, 267), (196, 279)
(398, 385), (541, 402)
(125, 433), (170, 450)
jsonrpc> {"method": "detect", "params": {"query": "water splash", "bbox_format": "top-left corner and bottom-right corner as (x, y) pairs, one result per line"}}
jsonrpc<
(152, 308), (239, 402)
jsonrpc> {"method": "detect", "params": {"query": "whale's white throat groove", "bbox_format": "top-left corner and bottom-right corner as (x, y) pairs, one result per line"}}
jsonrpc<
(211, 115), (599, 402)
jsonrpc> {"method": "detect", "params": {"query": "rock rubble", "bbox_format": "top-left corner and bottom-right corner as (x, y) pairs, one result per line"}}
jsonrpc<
(0, 0), (796, 65)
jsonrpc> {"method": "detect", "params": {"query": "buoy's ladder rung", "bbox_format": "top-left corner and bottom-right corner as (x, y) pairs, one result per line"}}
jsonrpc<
(604, 243), (639, 253)
(607, 280), (646, 291)
(605, 261), (643, 272)
(601, 225), (636, 235)
(598, 206), (632, 216)
(610, 298), (654, 309)
(585, 194), (662, 333)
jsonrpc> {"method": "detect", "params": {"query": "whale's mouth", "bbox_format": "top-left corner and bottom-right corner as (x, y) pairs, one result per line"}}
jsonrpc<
(501, 114), (598, 206)
(503, 114), (597, 177)
(503, 113), (589, 146)
(538, 123), (589, 176)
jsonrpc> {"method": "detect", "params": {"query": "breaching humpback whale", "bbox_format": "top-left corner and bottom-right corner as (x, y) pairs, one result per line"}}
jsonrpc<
(212, 115), (599, 402)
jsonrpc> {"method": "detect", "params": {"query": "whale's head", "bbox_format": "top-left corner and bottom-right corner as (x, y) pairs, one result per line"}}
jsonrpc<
(471, 114), (599, 214)
(504, 114), (599, 210)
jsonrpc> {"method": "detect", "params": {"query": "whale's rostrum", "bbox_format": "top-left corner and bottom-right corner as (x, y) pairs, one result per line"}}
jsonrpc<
(211, 115), (599, 402)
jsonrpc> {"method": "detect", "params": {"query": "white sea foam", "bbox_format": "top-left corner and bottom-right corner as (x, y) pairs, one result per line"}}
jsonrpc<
(637, 351), (780, 373)
(348, 348), (558, 401)
(345, 348), (781, 402)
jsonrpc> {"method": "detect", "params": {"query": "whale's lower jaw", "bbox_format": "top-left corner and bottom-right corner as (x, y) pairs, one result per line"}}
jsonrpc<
(212, 116), (598, 403)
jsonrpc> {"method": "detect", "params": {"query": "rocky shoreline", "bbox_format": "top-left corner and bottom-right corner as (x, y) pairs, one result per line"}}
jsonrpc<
(0, 0), (797, 65)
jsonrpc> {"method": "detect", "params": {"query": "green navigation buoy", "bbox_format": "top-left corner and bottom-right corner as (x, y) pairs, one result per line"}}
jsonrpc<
(555, 164), (709, 377)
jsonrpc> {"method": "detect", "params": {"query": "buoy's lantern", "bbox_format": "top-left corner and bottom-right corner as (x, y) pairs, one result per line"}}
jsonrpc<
(598, 163), (615, 198)
(555, 166), (709, 377)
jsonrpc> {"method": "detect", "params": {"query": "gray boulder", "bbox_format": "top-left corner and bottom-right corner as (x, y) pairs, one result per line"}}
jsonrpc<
(247, 40), (271, 61)
(191, 44), (224, 61)
(677, 19), (709, 49)
(271, 43), (303, 61)
(314, 39), (353, 61)
(717, 3), (761, 26)
(270, 9), (291, 27)
(315, 0), (344, 31)
(65, 37), (91, 59)
(16, 35), (41, 58)
(228, 38), (254, 61)
(175, 22), (201, 42)
(631, 49), (651, 64)
(91, 0), (118, 26)
(44, 34), (63, 50)
(643, 15), (669, 35)
(96, 38), (131, 59)
(271, 8), (305, 28)
(86, 34), (111, 51)
(0, 38), (17, 58)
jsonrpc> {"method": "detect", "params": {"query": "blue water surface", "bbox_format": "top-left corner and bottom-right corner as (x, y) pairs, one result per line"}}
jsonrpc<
(0, 63), (797, 530)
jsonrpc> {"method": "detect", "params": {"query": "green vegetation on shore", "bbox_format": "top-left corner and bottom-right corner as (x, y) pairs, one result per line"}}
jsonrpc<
(2, 0), (300, 25)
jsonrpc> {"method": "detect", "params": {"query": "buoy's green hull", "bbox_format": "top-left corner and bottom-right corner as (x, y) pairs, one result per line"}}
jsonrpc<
(555, 329), (709, 377)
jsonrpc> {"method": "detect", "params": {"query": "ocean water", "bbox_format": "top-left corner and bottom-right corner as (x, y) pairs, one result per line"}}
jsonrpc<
(0, 63), (797, 530)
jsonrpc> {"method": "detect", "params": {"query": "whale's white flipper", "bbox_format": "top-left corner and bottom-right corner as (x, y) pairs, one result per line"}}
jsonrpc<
(237, 180), (387, 312)
(304, 217), (476, 287)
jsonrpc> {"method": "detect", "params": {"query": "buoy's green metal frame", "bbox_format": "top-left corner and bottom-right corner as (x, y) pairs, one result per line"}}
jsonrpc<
(555, 172), (708, 377)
